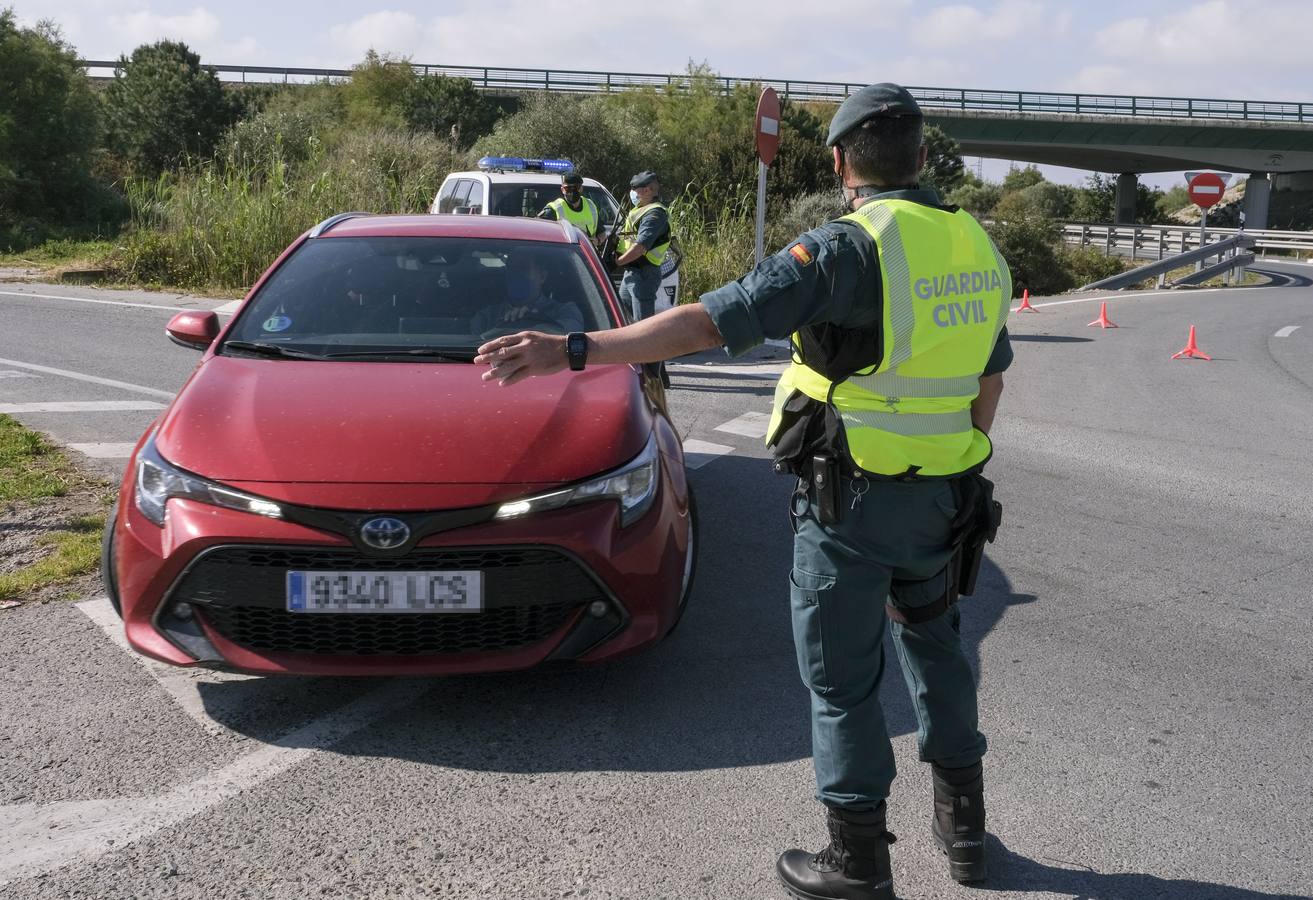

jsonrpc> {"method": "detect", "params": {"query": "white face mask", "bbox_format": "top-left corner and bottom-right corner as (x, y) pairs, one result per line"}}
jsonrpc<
(629, 190), (640, 205)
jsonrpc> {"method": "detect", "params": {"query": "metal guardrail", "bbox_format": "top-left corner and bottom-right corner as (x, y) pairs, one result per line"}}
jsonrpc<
(1062, 222), (1313, 258)
(1078, 234), (1257, 291)
(76, 60), (1313, 123)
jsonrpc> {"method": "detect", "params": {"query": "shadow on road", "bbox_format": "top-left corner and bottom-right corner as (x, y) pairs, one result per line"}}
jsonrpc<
(1008, 335), (1096, 343)
(982, 836), (1309, 900)
(194, 456), (1034, 775)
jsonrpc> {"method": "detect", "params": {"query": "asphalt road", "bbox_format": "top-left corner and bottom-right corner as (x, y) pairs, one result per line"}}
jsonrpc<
(1, 276), (1310, 900)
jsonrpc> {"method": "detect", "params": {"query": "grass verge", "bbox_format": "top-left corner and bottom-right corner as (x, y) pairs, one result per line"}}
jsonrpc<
(0, 415), (108, 603)
(0, 239), (114, 274)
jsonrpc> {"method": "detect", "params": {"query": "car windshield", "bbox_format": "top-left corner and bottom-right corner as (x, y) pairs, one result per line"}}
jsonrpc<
(489, 184), (619, 228)
(223, 236), (616, 358)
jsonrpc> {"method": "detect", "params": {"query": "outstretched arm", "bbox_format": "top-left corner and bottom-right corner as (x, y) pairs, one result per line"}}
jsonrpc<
(475, 304), (723, 386)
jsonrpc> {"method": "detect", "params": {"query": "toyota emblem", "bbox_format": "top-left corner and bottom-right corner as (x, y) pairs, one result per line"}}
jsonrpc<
(359, 517), (410, 551)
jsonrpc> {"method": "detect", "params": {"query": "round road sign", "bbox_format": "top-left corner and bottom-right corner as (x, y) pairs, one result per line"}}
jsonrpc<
(756, 87), (780, 167)
(1187, 172), (1226, 209)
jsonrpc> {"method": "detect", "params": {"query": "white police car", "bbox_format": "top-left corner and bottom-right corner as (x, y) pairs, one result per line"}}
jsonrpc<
(431, 157), (679, 314)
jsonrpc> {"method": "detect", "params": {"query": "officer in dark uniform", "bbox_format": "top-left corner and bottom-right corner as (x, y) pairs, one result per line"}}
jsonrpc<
(473, 83), (1013, 900)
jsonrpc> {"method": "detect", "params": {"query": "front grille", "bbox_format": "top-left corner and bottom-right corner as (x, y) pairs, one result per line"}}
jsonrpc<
(169, 545), (601, 656)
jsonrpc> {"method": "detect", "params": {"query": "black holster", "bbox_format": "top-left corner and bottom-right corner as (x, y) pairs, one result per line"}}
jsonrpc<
(949, 473), (1003, 597)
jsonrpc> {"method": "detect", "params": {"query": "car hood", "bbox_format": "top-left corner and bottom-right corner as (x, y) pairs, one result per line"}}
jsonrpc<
(155, 356), (650, 497)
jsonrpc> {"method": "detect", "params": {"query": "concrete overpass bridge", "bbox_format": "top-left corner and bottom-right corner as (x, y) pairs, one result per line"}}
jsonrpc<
(81, 60), (1313, 228)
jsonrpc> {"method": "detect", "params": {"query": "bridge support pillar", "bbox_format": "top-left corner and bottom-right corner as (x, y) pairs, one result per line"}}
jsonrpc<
(1243, 174), (1271, 230)
(1115, 173), (1138, 224)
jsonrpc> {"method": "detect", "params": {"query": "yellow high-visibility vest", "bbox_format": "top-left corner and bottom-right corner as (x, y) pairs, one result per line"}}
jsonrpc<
(548, 197), (599, 236)
(767, 198), (1012, 477)
(617, 202), (670, 266)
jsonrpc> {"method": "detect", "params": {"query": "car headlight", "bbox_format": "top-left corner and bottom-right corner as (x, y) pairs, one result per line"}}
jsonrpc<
(134, 434), (284, 527)
(494, 432), (658, 528)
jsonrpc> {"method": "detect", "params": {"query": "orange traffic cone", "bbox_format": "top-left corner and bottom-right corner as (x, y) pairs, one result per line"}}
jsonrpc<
(1171, 325), (1211, 360)
(1087, 301), (1118, 328)
(1015, 289), (1037, 313)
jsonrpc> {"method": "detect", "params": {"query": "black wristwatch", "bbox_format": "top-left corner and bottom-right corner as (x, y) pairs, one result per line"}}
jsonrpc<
(566, 332), (588, 371)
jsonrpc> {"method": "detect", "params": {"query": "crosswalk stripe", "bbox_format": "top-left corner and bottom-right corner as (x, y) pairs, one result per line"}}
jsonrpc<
(682, 439), (736, 470)
(0, 401), (165, 413)
(69, 442), (139, 458)
(714, 411), (772, 439)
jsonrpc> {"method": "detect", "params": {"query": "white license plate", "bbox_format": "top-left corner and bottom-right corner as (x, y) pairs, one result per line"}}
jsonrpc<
(286, 570), (483, 613)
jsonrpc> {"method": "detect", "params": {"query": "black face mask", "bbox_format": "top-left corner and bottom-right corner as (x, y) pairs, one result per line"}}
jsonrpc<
(564, 189), (582, 203)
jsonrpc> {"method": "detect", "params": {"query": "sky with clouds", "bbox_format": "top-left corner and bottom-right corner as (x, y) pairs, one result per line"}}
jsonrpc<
(14, 0), (1312, 188)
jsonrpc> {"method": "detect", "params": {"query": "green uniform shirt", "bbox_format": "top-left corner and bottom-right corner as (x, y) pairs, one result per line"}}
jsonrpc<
(699, 187), (1013, 375)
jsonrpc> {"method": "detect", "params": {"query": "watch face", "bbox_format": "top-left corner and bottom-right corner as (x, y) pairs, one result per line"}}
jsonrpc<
(568, 334), (586, 355)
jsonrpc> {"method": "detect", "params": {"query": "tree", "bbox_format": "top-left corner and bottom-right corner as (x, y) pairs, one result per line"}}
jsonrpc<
(0, 11), (113, 243)
(946, 179), (1002, 218)
(1001, 164), (1045, 195)
(104, 40), (235, 174)
(402, 75), (500, 147)
(472, 93), (654, 196)
(919, 125), (964, 194)
(1014, 181), (1077, 219)
(987, 194), (1072, 297)
(1071, 173), (1164, 223)
(342, 50), (414, 130)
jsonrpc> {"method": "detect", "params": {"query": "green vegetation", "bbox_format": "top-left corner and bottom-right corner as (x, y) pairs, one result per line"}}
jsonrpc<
(0, 414), (77, 503)
(0, 515), (103, 601)
(0, 416), (105, 602)
(4, 11), (1189, 298)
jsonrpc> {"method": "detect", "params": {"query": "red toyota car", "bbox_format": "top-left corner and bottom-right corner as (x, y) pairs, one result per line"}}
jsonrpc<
(102, 213), (696, 676)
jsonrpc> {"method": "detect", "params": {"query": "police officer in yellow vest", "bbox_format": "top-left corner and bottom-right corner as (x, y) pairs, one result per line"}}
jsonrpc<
(473, 83), (1013, 900)
(538, 172), (600, 244)
(614, 170), (671, 321)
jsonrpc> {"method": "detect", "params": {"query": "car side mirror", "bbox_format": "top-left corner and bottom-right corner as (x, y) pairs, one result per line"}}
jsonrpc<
(166, 311), (219, 350)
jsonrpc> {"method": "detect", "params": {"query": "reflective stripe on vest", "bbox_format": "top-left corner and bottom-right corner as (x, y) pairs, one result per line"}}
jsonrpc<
(617, 202), (670, 265)
(767, 198), (1012, 477)
(549, 197), (599, 236)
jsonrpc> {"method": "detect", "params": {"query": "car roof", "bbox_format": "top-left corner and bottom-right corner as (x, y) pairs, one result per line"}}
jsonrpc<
(319, 214), (576, 242)
(447, 170), (606, 187)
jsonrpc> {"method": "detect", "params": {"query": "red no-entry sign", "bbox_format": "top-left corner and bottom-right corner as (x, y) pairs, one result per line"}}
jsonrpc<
(1187, 172), (1226, 209)
(756, 87), (780, 167)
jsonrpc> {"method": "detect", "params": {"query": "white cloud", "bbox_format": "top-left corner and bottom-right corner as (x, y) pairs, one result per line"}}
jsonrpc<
(109, 8), (222, 45)
(327, 11), (425, 60)
(912, 1), (1049, 48)
(1094, 0), (1313, 69)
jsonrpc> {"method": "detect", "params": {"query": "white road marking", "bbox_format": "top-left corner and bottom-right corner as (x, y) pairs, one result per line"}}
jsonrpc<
(213, 299), (243, 315)
(672, 362), (789, 378)
(0, 369), (40, 379)
(1010, 287), (1234, 313)
(0, 289), (219, 314)
(683, 439), (736, 470)
(0, 676), (428, 887)
(715, 411), (772, 439)
(76, 597), (252, 736)
(68, 442), (138, 459)
(0, 357), (175, 399)
(0, 400), (164, 413)
(1275, 325), (1301, 337)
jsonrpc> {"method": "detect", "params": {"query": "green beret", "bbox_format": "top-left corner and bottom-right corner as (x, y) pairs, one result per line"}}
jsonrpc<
(629, 171), (658, 188)
(826, 83), (923, 147)
(562, 172), (583, 186)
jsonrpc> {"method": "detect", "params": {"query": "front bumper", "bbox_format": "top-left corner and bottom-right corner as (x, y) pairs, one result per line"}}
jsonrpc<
(112, 475), (688, 676)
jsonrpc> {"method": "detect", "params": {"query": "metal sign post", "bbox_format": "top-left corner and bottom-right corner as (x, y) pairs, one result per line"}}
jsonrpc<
(754, 88), (780, 266)
(1186, 171), (1228, 273)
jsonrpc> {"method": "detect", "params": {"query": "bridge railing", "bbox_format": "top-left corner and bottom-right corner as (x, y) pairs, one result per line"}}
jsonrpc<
(76, 60), (1313, 123)
(1061, 222), (1313, 257)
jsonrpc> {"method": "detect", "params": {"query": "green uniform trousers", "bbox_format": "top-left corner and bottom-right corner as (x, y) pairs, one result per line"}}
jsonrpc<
(789, 475), (987, 811)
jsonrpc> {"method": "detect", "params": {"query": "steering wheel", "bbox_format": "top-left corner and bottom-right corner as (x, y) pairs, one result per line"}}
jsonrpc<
(479, 319), (566, 341)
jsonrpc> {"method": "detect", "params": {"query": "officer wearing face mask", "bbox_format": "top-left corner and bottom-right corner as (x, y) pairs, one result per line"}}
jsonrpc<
(614, 171), (670, 322)
(538, 172), (600, 245)
(474, 84), (1013, 900)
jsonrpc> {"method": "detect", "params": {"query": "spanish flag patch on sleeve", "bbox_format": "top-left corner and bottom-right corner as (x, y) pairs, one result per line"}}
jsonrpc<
(788, 243), (814, 266)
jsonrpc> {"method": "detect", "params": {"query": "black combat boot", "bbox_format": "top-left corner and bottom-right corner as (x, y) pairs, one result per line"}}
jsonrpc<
(776, 804), (897, 900)
(931, 762), (987, 883)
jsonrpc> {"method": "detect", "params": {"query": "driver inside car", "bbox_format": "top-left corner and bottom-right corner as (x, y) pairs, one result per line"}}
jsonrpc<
(471, 249), (584, 337)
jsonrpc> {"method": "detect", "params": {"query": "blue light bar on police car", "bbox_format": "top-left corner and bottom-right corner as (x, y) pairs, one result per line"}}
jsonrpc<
(476, 156), (575, 174)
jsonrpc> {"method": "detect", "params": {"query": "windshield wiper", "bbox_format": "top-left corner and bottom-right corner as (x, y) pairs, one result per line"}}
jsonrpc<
(222, 340), (328, 360)
(319, 348), (478, 362)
